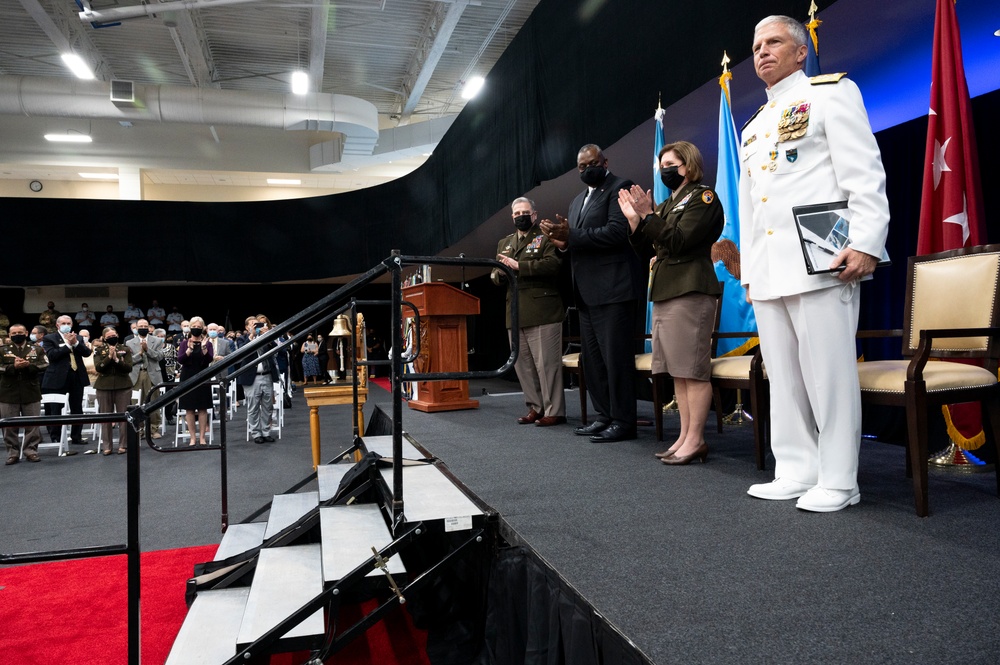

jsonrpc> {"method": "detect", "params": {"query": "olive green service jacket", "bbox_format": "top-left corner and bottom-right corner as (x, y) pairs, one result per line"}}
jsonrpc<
(93, 343), (135, 391)
(0, 342), (49, 404)
(491, 225), (566, 329)
(631, 182), (725, 302)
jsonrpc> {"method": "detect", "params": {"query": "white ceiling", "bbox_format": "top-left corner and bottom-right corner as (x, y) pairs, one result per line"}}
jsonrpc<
(0, 0), (541, 195)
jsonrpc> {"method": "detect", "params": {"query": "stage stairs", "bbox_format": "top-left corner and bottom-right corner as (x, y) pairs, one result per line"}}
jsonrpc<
(165, 434), (491, 665)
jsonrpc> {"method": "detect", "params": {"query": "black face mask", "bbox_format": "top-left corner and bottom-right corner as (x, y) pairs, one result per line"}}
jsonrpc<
(137, 328), (149, 337)
(579, 165), (606, 187)
(660, 165), (685, 190)
(190, 328), (204, 337)
(513, 214), (533, 232)
(10, 334), (26, 345)
(106, 337), (119, 346)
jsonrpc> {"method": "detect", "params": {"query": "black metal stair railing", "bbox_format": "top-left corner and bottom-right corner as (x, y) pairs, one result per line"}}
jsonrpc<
(0, 252), (517, 665)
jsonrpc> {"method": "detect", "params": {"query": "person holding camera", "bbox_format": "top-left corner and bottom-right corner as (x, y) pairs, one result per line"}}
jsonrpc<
(176, 316), (213, 446)
(94, 326), (134, 455)
(236, 315), (279, 444)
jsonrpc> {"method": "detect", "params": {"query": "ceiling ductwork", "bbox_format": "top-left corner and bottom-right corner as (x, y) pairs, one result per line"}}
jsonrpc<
(0, 74), (380, 161)
(310, 115), (455, 172)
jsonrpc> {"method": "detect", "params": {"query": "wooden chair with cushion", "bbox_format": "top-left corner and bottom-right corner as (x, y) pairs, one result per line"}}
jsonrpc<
(856, 244), (1000, 516)
(710, 335), (769, 470)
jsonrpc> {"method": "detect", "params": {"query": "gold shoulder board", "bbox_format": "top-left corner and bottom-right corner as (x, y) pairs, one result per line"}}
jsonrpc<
(810, 72), (847, 85)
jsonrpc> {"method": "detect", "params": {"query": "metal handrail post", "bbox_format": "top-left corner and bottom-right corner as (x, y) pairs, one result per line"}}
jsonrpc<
(126, 421), (141, 664)
(220, 379), (229, 532)
(389, 251), (405, 529)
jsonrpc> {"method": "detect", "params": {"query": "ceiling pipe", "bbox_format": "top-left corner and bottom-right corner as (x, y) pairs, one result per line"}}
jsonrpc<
(79, 0), (268, 24)
(0, 74), (379, 158)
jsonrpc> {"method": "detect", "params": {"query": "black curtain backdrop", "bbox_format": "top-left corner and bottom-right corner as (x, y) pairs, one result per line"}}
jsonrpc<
(0, 0), (804, 286)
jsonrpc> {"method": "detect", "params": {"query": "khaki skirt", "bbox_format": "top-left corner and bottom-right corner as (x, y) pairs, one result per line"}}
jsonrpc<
(650, 292), (716, 381)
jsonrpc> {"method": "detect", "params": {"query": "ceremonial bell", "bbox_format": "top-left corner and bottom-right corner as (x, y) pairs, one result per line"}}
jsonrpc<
(330, 314), (352, 338)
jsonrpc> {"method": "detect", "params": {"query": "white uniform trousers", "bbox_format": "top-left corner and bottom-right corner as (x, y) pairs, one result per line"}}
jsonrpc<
(753, 284), (861, 490)
(509, 322), (564, 417)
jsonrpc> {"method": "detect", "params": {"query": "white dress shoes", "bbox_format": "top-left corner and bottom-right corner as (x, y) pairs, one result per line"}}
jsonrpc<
(795, 486), (861, 513)
(747, 478), (815, 501)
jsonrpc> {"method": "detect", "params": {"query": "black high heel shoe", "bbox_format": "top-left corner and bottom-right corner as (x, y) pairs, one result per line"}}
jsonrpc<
(661, 442), (708, 465)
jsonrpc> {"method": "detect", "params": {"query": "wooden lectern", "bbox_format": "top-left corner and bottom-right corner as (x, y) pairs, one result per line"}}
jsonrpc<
(402, 282), (479, 412)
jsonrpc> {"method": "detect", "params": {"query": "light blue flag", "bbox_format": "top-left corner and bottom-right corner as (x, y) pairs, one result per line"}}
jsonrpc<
(714, 72), (757, 357)
(646, 106), (670, 353)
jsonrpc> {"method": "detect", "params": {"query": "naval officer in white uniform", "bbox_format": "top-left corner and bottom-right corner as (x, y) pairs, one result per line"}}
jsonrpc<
(738, 15), (890, 512)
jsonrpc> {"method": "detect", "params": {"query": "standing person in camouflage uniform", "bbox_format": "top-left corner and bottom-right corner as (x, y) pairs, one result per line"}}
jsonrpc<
(1, 324), (50, 464)
(38, 301), (59, 334)
(492, 196), (567, 427)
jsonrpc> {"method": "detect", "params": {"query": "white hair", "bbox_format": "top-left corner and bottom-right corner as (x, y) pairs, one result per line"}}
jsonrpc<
(755, 15), (808, 48)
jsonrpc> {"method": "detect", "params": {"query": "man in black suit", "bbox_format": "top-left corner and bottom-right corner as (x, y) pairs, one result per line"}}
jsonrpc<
(41, 315), (92, 445)
(540, 144), (646, 442)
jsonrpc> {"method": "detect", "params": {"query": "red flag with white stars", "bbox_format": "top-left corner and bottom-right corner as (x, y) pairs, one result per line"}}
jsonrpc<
(917, 0), (987, 447)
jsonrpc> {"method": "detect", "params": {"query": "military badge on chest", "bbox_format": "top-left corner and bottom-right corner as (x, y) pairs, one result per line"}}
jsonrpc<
(777, 101), (810, 142)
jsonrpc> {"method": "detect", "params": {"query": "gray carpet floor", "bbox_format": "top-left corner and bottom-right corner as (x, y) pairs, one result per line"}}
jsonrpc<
(3, 380), (999, 664)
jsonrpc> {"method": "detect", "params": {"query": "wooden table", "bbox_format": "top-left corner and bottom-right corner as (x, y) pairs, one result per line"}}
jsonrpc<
(303, 383), (367, 470)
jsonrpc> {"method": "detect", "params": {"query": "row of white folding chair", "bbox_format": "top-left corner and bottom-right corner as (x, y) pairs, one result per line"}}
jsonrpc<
(20, 393), (71, 459)
(77, 387), (141, 449)
(174, 407), (215, 446)
(244, 383), (282, 441)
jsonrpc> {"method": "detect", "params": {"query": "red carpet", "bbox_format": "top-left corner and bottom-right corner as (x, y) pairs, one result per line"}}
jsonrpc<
(0, 545), (429, 665)
(372, 376), (391, 392)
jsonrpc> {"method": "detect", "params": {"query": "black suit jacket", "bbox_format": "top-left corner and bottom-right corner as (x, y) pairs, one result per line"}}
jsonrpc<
(41, 332), (92, 391)
(566, 172), (647, 306)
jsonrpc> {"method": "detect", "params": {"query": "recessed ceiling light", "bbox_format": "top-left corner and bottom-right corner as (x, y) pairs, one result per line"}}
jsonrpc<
(79, 172), (119, 179)
(291, 71), (309, 95)
(461, 76), (485, 100)
(44, 133), (92, 143)
(61, 53), (95, 79)
(267, 178), (301, 185)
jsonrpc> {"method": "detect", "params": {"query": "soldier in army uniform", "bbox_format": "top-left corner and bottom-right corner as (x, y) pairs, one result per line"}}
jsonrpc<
(492, 196), (567, 427)
(1, 323), (50, 464)
(38, 301), (60, 334)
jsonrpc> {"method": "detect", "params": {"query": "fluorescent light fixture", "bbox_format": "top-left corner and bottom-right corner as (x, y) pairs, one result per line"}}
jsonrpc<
(61, 53), (95, 80)
(291, 71), (309, 95)
(461, 76), (485, 100)
(44, 133), (93, 143)
(79, 172), (119, 179)
(267, 178), (301, 186)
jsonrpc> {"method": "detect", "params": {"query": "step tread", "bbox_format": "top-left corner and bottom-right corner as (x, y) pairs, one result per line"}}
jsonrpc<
(263, 491), (319, 539)
(215, 522), (267, 561)
(362, 434), (426, 460)
(379, 464), (484, 525)
(319, 504), (405, 583)
(236, 544), (325, 651)
(317, 463), (353, 502)
(164, 587), (249, 665)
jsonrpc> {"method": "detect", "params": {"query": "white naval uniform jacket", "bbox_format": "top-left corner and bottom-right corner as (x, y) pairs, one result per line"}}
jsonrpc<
(738, 69), (890, 300)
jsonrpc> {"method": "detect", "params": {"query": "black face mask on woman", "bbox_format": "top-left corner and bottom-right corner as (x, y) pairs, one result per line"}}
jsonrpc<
(660, 165), (685, 190)
(513, 214), (533, 232)
(106, 337), (119, 346)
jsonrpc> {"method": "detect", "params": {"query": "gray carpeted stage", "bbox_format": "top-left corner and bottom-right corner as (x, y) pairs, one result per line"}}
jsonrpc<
(3, 381), (999, 664)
